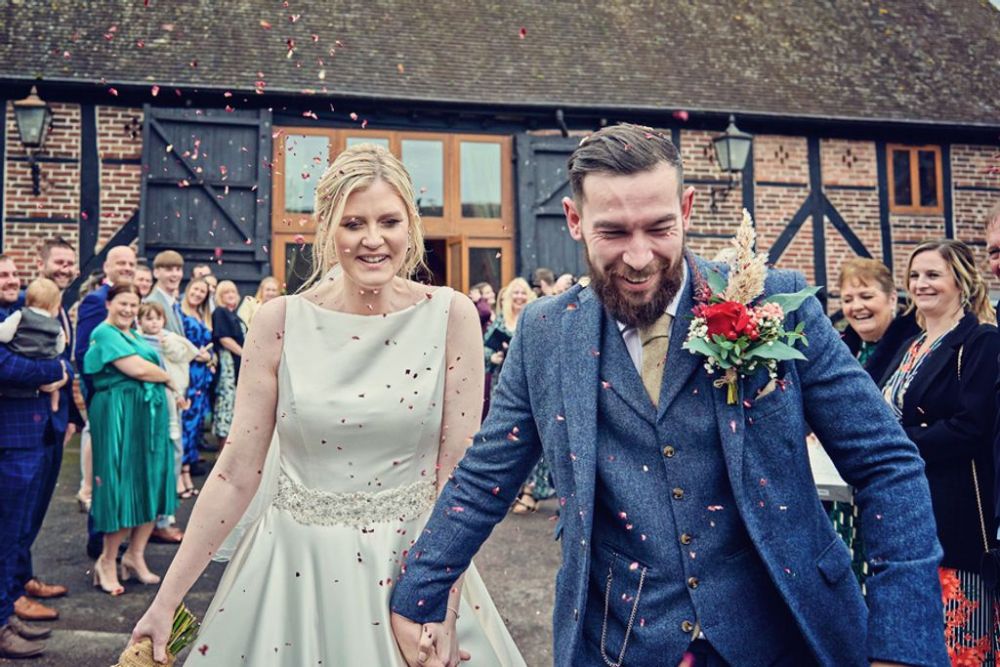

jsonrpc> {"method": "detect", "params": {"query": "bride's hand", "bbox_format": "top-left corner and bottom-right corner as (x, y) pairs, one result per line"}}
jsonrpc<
(440, 614), (472, 667)
(128, 600), (174, 663)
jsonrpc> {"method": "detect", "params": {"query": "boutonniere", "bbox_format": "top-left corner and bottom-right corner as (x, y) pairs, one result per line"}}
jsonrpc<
(682, 209), (820, 404)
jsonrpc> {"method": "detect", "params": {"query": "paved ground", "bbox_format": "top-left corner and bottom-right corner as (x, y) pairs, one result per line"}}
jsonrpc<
(2, 437), (560, 666)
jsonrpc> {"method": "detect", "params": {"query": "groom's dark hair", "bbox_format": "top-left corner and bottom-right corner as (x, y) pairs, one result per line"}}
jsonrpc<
(567, 123), (684, 205)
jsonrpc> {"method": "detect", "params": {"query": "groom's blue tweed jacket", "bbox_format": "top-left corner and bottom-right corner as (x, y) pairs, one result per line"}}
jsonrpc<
(393, 255), (948, 667)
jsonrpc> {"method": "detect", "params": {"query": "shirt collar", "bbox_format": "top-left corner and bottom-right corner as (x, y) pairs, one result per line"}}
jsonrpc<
(616, 261), (688, 333)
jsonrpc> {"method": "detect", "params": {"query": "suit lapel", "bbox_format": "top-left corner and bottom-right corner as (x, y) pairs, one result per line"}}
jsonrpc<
(600, 313), (656, 425)
(657, 256), (703, 417)
(560, 287), (601, 536)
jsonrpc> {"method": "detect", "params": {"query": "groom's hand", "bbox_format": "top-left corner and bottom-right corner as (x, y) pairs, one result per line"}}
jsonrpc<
(391, 612), (445, 666)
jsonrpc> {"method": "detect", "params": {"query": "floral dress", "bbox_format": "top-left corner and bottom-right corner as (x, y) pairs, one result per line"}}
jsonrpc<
(182, 313), (213, 465)
(212, 307), (246, 438)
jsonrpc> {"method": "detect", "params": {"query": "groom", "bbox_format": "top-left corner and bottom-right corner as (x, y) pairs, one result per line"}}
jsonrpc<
(391, 124), (948, 666)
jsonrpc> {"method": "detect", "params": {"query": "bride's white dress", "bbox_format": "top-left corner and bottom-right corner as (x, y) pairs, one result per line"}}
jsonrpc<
(187, 290), (525, 666)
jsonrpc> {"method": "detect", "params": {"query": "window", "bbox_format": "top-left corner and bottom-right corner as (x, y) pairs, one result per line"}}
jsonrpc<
(401, 139), (444, 217)
(887, 145), (943, 215)
(271, 128), (513, 292)
(460, 142), (502, 218)
(283, 134), (329, 214)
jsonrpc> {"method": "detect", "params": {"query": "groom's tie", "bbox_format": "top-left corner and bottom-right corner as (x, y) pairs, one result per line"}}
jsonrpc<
(638, 311), (673, 408)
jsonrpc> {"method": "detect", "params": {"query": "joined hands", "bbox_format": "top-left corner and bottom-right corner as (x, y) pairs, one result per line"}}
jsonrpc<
(391, 612), (470, 667)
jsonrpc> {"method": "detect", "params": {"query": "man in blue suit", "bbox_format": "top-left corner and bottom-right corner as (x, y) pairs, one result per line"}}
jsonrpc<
(7, 239), (79, 622)
(391, 125), (947, 666)
(0, 254), (69, 658)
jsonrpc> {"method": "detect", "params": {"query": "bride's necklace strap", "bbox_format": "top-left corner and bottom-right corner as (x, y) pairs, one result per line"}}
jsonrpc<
(272, 472), (436, 528)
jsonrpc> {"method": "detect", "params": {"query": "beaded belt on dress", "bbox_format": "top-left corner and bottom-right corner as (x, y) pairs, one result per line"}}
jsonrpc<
(272, 471), (437, 528)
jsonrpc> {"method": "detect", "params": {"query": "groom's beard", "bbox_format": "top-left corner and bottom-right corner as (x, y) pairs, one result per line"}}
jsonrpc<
(585, 248), (685, 329)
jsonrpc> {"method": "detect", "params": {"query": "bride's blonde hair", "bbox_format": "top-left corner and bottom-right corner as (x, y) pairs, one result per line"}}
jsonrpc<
(304, 143), (427, 290)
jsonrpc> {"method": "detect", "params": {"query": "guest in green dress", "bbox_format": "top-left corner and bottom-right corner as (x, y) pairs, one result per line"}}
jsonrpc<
(83, 283), (178, 596)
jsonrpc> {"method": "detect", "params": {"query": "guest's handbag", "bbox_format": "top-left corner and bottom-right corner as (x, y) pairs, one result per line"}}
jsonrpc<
(959, 344), (1000, 591)
(485, 326), (512, 354)
(972, 460), (1000, 592)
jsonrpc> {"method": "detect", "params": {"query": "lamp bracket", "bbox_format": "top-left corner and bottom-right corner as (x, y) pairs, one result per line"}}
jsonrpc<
(709, 174), (737, 214)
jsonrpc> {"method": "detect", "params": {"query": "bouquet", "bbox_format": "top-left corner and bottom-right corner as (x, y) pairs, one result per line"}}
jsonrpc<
(682, 209), (819, 404)
(113, 604), (200, 667)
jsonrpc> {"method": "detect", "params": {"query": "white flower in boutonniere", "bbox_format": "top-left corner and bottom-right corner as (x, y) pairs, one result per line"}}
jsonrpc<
(683, 209), (820, 404)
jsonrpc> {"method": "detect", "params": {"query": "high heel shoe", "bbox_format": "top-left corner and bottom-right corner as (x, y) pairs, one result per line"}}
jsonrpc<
(91, 560), (124, 596)
(75, 490), (91, 513)
(119, 557), (161, 585)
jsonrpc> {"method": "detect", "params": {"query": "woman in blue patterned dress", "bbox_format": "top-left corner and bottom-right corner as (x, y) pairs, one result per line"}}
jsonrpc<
(179, 278), (215, 498)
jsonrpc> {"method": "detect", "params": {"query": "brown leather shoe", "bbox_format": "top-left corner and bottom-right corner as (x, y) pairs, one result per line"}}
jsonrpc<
(0, 624), (45, 658)
(24, 578), (68, 599)
(150, 526), (184, 544)
(7, 615), (51, 640)
(13, 596), (58, 621)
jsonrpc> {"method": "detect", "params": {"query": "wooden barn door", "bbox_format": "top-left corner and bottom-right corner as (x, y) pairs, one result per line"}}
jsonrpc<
(514, 134), (585, 279)
(138, 106), (273, 294)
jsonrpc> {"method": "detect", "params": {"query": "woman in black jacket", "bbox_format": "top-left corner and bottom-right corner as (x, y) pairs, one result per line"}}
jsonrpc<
(833, 257), (921, 592)
(882, 239), (1000, 663)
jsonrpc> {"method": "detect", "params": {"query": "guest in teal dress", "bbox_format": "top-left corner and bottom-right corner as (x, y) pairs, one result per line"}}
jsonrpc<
(83, 283), (177, 596)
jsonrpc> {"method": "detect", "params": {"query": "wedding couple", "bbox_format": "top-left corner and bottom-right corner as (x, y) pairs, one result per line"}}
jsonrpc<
(130, 126), (948, 666)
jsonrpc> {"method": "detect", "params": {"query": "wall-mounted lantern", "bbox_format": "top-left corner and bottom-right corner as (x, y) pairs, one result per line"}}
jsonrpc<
(710, 114), (752, 213)
(13, 86), (54, 196)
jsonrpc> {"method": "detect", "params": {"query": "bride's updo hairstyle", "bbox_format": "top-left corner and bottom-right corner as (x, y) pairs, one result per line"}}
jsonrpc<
(306, 143), (428, 289)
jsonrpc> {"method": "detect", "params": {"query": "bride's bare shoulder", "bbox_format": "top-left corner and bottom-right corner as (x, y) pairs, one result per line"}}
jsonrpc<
(243, 296), (288, 368)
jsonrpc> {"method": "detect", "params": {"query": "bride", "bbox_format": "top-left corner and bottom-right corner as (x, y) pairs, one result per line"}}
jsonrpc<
(128, 144), (525, 666)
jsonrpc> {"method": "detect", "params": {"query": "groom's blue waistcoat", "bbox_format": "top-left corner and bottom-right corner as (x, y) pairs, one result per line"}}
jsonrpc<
(580, 313), (801, 665)
(392, 255), (949, 667)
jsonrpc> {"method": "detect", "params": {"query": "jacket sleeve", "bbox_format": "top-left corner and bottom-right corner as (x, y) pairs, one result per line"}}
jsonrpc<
(904, 328), (1000, 464)
(788, 273), (948, 666)
(391, 305), (544, 623)
(74, 292), (103, 366)
(0, 345), (64, 388)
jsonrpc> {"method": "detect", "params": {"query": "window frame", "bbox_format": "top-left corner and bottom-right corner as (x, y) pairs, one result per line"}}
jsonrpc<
(886, 144), (944, 215)
(270, 127), (514, 291)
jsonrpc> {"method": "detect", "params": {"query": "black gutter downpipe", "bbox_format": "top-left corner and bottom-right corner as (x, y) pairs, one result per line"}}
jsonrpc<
(555, 109), (570, 138)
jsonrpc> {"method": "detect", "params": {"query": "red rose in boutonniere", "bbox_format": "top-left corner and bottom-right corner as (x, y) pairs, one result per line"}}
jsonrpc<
(683, 209), (820, 404)
(702, 301), (752, 341)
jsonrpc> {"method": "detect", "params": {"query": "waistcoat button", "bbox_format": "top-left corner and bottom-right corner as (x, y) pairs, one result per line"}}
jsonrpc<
(679, 533), (692, 545)
(681, 620), (694, 633)
(688, 577), (700, 589)
(672, 487), (684, 500)
(663, 445), (675, 457)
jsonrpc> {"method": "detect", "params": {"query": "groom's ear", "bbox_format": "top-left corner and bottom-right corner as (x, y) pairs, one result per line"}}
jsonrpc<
(564, 196), (584, 241)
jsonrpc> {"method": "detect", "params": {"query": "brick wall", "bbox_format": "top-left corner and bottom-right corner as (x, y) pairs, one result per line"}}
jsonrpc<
(96, 106), (143, 252)
(952, 143), (1000, 292)
(2, 108), (999, 307)
(1, 103), (146, 282)
(3, 102), (81, 280)
(679, 128), (744, 261)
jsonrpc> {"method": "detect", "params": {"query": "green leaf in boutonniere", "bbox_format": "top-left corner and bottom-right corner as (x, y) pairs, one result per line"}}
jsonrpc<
(760, 286), (822, 314)
(744, 340), (809, 362)
(705, 268), (728, 297)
